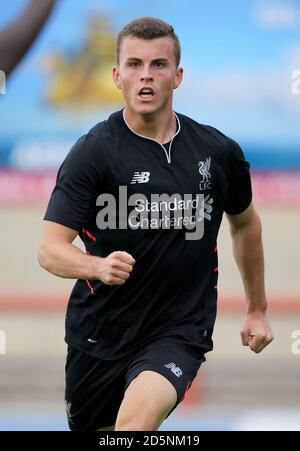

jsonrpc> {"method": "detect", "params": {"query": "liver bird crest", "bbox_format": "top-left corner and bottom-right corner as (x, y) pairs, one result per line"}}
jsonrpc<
(198, 157), (211, 182)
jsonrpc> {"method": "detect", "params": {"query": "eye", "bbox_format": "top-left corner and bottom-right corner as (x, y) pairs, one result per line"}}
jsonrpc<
(128, 61), (140, 68)
(154, 61), (165, 68)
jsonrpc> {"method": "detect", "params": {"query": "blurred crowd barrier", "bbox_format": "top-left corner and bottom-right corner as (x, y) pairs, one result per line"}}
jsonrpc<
(1, 169), (300, 207)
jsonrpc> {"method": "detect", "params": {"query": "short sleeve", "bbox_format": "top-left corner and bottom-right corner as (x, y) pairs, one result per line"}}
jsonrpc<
(224, 139), (252, 215)
(44, 133), (103, 231)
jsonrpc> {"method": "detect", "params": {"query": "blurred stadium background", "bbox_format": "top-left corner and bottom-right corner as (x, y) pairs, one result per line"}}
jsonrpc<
(0, 0), (299, 431)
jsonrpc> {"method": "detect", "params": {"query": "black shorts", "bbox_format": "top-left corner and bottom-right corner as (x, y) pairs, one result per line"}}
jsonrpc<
(65, 336), (206, 431)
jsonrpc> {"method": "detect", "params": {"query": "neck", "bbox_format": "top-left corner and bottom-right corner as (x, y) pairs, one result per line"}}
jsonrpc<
(123, 106), (177, 144)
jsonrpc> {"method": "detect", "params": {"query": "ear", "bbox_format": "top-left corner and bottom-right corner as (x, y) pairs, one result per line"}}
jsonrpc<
(112, 66), (122, 90)
(173, 66), (183, 90)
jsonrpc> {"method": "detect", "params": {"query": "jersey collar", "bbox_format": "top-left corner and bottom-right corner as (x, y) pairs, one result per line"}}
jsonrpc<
(121, 109), (181, 164)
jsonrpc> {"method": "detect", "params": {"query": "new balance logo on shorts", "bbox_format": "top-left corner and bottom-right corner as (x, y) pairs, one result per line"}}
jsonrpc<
(131, 171), (150, 184)
(164, 362), (183, 377)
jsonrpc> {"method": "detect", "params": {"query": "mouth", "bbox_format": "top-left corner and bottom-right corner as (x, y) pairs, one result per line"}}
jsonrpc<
(138, 87), (155, 101)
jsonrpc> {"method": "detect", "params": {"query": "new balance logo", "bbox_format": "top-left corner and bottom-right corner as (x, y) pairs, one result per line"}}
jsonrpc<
(131, 171), (150, 184)
(164, 362), (183, 378)
(87, 338), (98, 343)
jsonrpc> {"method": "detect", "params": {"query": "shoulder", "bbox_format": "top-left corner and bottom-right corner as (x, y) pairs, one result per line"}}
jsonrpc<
(177, 112), (244, 160)
(66, 110), (123, 163)
(88, 109), (124, 145)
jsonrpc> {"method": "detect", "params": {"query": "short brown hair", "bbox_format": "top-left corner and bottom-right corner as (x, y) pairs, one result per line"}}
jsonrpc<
(116, 17), (181, 67)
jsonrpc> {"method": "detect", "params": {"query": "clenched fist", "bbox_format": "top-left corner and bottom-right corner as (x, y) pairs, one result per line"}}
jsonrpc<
(98, 251), (135, 285)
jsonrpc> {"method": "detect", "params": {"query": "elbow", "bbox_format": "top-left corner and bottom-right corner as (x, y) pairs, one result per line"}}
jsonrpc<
(38, 243), (51, 272)
(249, 211), (263, 240)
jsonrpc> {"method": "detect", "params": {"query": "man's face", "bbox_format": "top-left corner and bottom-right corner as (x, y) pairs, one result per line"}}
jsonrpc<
(113, 36), (183, 116)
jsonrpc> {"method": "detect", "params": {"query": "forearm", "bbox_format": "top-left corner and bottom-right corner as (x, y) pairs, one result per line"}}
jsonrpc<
(38, 241), (101, 280)
(230, 212), (267, 313)
(0, 0), (57, 75)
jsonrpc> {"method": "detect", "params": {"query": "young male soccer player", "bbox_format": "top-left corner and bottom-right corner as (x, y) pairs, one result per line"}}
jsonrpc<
(39, 17), (274, 431)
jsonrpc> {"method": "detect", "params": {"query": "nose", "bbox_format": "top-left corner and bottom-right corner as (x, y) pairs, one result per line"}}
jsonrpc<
(140, 65), (153, 82)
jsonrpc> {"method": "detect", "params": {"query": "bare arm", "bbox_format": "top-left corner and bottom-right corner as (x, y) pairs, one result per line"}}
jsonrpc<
(227, 202), (266, 312)
(0, 0), (57, 76)
(38, 221), (135, 285)
(226, 202), (274, 353)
